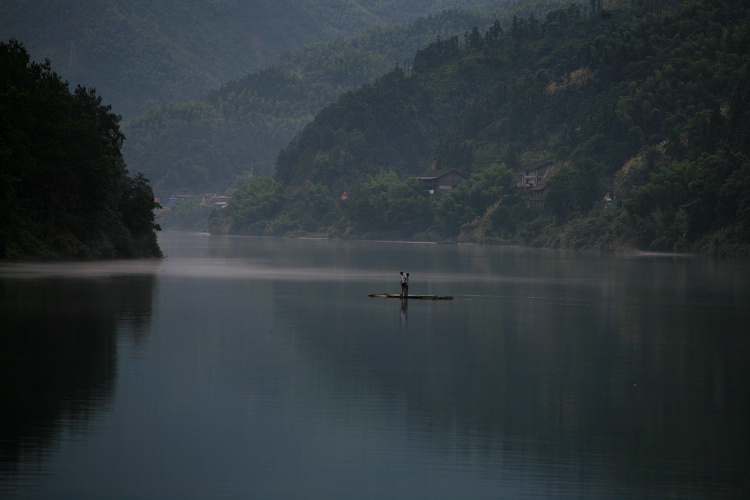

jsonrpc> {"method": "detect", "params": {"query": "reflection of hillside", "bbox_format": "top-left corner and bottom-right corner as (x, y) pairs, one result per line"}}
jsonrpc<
(0, 274), (157, 477)
(272, 267), (750, 493)
(600, 258), (750, 490)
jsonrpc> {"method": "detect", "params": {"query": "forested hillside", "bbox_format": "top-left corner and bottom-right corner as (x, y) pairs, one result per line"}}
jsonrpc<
(123, 1), (566, 202)
(0, 0), (520, 120)
(211, 0), (750, 256)
(0, 41), (162, 260)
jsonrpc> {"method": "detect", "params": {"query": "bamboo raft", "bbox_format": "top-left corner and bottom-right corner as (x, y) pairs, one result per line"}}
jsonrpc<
(369, 293), (453, 300)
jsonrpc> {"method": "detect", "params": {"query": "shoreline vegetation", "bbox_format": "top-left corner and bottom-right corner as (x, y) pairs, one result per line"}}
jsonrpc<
(161, 1), (750, 258)
(0, 40), (162, 261)
(158, 230), (714, 262)
(5, 1), (750, 259)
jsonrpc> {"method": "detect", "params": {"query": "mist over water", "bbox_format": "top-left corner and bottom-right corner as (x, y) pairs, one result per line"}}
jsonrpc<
(2, 232), (749, 499)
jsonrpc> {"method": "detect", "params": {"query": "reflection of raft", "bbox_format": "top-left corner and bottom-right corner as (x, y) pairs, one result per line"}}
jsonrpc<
(369, 293), (453, 300)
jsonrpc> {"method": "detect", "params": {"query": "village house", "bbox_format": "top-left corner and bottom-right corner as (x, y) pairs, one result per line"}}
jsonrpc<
(517, 160), (554, 205)
(413, 169), (468, 194)
(202, 194), (231, 209)
(203, 194), (229, 208)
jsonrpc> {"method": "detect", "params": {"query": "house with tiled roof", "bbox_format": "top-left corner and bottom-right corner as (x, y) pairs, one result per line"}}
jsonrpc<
(413, 169), (468, 194)
(517, 160), (554, 205)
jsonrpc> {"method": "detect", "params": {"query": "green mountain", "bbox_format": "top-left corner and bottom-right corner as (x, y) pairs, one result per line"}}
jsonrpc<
(122, 1), (566, 201)
(211, 0), (750, 256)
(1, 0), (520, 121)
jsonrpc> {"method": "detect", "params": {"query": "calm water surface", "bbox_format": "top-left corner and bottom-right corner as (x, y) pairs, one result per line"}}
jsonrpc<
(1, 232), (749, 499)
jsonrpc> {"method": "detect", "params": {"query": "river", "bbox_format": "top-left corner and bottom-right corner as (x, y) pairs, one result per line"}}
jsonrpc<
(1, 231), (749, 499)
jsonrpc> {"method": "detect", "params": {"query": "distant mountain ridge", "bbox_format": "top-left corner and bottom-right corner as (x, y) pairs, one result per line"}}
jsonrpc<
(0, 0), (519, 120)
(121, 1), (567, 199)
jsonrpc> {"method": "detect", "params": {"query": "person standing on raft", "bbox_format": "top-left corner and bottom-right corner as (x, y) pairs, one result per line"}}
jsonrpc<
(400, 272), (409, 296)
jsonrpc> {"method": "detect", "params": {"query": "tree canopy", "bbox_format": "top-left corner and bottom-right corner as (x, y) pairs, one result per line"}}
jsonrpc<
(0, 40), (162, 260)
(212, 0), (750, 256)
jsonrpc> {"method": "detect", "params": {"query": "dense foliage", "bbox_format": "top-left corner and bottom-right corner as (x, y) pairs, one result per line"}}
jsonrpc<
(0, 41), (162, 260)
(0, 0), (531, 121)
(122, 2), (567, 200)
(214, 0), (750, 256)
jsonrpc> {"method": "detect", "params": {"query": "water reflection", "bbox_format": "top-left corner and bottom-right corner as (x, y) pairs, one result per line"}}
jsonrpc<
(268, 248), (750, 497)
(400, 298), (408, 327)
(0, 272), (158, 482)
(2, 233), (749, 498)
